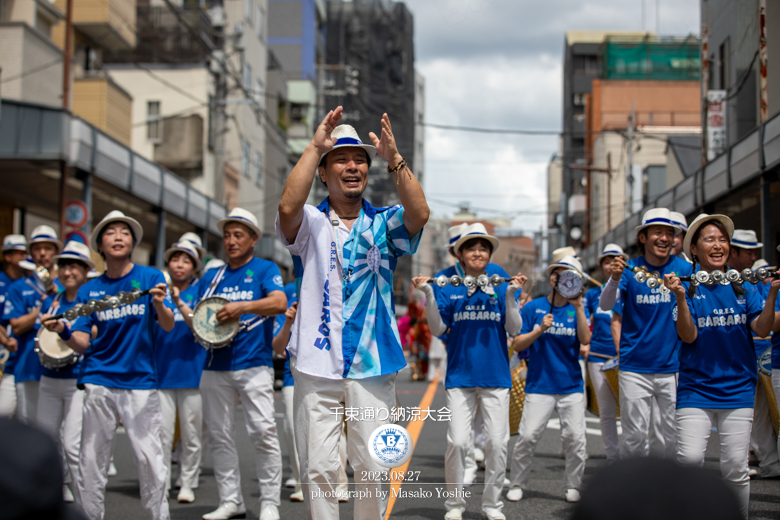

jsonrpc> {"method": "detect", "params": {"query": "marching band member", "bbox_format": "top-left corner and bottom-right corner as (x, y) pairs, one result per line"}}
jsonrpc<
(599, 208), (693, 459)
(42, 210), (173, 520)
(414, 224), (525, 520)
(158, 240), (206, 503)
(727, 230), (780, 478)
(664, 214), (780, 519)
(583, 244), (626, 462)
(176, 208), (287, 520)
(0, 234), (27, 416)
(36, 241), (94, 503)
(4, 225), (64, 423)
(178, 232), (207, 260)
(771, 245), (780, 465)
(203, 258), (226, 272)
(670, 212), (690, 261)
(276, 106), (428, 520)
(509, 256), (591, 504)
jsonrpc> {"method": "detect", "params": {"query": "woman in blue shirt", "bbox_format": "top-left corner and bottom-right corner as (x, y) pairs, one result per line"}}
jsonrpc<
(508, 255), (591, 504)
(665, 214), (780, 519)
(159, 240), (205, 503)
(583, 243), (626, 463)
(413, 224), (525, 520)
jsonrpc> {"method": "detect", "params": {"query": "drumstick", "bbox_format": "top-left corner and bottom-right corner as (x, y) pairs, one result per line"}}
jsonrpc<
(588, 352), (614, 360)
(583, 272), (603, 287)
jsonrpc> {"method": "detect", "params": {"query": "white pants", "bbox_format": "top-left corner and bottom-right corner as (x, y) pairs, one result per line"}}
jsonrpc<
(428, 336), (446, 383)
(159, 388), (203, 490)
(511, 392), (586, 491)
(281, 385), (301, 490)
(619, 371), (677, 459)
(78, 385), (169, 520)
(750, 384), (780, 476)
(200, 366), (281, 508)
(292, 358), (395, 520)
(16, 379), (39, 424)
(445, 387), (509, 513)
(587, 362), (619, 461)
(676, 407), (753, 519)
(649, 396), (666, 457)
(0, 373), (16, 416)
(37, 376), (83, 486)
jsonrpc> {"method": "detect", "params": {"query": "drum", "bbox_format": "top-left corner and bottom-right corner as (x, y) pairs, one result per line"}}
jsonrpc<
(758, 347), (779, 436)
(557, 269), (584, 299)
(34, 327), (79, 370)
(191, 296), (240, 349)
(509, 360), (527, 435)
(600, 357), (621, 416)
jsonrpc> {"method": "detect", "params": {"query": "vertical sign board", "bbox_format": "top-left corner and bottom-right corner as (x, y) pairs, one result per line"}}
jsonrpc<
(707, 90), (727, 161)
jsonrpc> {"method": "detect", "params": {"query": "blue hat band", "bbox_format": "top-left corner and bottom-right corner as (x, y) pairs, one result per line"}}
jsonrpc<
(732, 238), (759, 247)
(448, 236), (461, 245)
(32, 234), (59, 242)
(643, 217), (675, 226)
(60, 251), (91, 262)
(601, 250), (622, 256)
(228, 215), (258, 228)
(334, 137), (364, 147)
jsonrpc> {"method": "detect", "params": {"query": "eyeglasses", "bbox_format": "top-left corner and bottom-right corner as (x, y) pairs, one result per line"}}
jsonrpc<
(699, 237), (729, 245)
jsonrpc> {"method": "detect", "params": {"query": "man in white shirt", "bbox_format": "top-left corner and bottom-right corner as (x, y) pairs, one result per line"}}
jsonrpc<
(276, 106), (429, 519)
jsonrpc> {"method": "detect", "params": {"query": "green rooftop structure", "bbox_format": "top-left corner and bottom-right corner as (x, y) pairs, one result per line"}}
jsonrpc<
(602, 35), (701, 81)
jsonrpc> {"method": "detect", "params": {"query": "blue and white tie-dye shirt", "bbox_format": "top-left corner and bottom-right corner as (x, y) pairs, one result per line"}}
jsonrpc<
(275, 197), (422, 380)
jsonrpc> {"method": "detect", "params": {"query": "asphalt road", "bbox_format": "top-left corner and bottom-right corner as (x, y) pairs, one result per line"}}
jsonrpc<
(100, 367), (780, 520)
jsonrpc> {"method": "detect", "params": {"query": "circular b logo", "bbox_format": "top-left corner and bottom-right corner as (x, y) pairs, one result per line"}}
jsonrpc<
(368, 424), (413, 468)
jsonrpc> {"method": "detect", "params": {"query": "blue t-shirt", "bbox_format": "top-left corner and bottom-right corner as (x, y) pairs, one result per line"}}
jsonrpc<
(584, 286), (616, 358)
(0, 271), (19, 375)
(616, 255), (693, 374)
(521, 297), (585, 394)
(154, 280), (206, 389)
(72, 264), (165, 390)
(40, 292), (83, 379)
(197, 257), (285, 371)
(3, 276), (48, 383)
(272, 283), (298, 387)
(436, 281), (511, 389)
(772, 295), (780, 370)
(753, 282), (772, 357)
(675, 283), (763, 409)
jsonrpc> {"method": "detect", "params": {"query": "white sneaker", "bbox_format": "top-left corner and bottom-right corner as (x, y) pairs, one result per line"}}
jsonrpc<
(565, 488), (581, 503)
(483, 507), (506, 520)
(63, 485), (74, 503)
(506, 487), (523, 502)
(444, 508), (463, 520)
(178, 487), (195, 503)
(202, 502), (247, 520)
(259, 504), (280, 520)
(290, 490), (304, 502)
(107, 462), (118, 477)
(502, 477), (510, 487)
(336, 489), (349, 503)
(284, 477), (297, 488)
(749, 468), (759, 478)
(474, 447), (485, 464)
(463, 468), (477, 487)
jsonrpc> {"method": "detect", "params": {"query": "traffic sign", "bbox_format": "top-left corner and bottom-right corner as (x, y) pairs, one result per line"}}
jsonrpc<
(64, 200), (89, 228)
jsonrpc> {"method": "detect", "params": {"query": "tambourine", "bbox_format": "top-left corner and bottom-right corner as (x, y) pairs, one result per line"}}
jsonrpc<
(34, 327), (79, 370)
(556, 269), (584, 299)
(680, 266), (777, 287)
(190, 296), (240, 350)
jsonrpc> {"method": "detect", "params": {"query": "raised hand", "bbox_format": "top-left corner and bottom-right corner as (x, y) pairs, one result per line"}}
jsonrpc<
(149, 283), (169, 306)
(541, 313), (554, 331)
(510, 273), (528, 289)
(368, 113), (403, 166)
(312, 107), (344, 156)
(40, 313), (65, 334)
(664, 273), (685, 298)
(610, 256), (626, 281)
(412, 274), (432, 289)
(285, 302), (298, 323)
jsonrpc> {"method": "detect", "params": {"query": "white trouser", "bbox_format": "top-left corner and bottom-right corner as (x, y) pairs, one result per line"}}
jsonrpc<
(676, 407), (753, 519)
(579, 359), (588, 408)
(445, 387), (509, 513)
(37, 376), (83, 486)
(200, 366), (281, 509)
(648, 396), (665, 457)
(78, 384), (169, 520)
(619, 371), (677, 459)
(750, 384), (780, 476)
(0, 373), (16, 417)
(16, 379), (39, 424)
(587, 362), (619, 462)
(511, 393), (586, 491)
(292, 358), (395, 520)
(428, 356), (447, 383)
(159, 388), (203, 490)
(281, 385), (301, 490)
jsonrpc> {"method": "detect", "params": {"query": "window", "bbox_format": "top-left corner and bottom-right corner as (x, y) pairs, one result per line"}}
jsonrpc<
(243, 61), (252, 93)
(573, 93), (586, 107)
(147, 101), (162, 142)
(0, 0), (11, 22)
(256, 5), (264, 39)
(254, 151), (263, 187)
(719, 38), (730, 90)
(244, 0), (253, 24)
(241, 140), (251, 178)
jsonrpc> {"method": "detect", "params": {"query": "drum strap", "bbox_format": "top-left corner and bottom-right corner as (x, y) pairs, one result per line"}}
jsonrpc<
(26, 277), (47, 298)
(46, 292), (63, 315)
(202, 264), (270, 333)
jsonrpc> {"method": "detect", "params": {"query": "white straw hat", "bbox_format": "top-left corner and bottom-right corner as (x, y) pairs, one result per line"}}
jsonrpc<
(752, 259), (770, 270)
(547, 255), (582, 277)
(451, 223), (499, 254)
(90, 210), (143, 252)
(178, 232), (206, 258)
(447, 223), (468, 251)
(635, 208), (677, 235)
(29, 225), (63, 251)
(669, 211), (688, 236)
(54, 241), (96, 270)
(319, 125), (376, 163)
(731, 229), (762, 250)
(598, 243), (628, 263)
(684, 213), (734, 260)
(203, 258), (226, 272)
(217, 208), (262, 238)
(164, 240), (202, 271)
(2, 234), (27, 252)
(551, 246), (578, 264)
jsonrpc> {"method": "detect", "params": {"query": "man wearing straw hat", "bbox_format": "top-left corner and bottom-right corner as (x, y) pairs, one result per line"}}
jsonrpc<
(0, 234), (27, 417)
(599, 208), (693, 460)
(670, 212), (690, 262)
(4, 225), (64, 423)
(276, 106), (429, 519)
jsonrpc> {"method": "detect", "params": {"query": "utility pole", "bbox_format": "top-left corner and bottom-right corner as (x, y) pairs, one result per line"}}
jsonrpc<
(626, 102), (635, 218)
(758, 0), (772, 263)
(701, 3), (709, 166)
(59, 0), (73, 239)
(569, 153), (613, 246)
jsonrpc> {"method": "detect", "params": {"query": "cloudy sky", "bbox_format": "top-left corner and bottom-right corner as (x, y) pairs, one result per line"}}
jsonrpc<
(401, 0), (701, 233)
